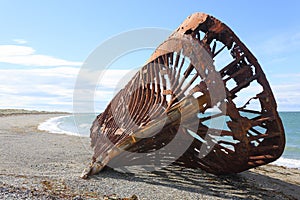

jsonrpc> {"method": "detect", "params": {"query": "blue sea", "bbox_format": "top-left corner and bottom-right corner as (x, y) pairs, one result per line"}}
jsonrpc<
(38, 112), (300, 169)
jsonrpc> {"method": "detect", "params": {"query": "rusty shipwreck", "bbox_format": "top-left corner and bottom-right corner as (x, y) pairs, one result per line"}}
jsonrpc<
(81, 13), (285, 179)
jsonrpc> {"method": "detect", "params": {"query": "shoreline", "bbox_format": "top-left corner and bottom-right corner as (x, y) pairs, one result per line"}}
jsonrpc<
(0, 109), (70, 117)
(39, 114), (300, 170)
(0, 113), (299, 199)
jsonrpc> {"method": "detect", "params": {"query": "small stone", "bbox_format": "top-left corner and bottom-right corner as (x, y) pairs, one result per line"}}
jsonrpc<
(73, 195), (83, 200)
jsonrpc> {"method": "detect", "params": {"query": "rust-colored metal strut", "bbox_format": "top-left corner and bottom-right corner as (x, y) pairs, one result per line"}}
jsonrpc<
(81, 13), (285, 178)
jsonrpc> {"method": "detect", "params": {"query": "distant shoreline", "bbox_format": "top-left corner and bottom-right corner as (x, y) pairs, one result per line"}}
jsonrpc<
(0, 109), (70, 117)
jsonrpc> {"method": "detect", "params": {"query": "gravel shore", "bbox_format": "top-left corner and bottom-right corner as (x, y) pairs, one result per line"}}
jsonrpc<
(0, 113), (299, 199)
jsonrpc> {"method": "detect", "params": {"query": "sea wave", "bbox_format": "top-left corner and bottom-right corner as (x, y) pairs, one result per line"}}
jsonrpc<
(272, 157), (300, 169)
(38, 115), (80, 136)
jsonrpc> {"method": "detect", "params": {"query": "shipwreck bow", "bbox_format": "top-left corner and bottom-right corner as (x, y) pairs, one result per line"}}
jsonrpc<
(81, 13), (285, 179)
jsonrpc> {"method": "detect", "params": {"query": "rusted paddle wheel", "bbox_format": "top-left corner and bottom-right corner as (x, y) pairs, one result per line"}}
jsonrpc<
(81, 13), (285, 178)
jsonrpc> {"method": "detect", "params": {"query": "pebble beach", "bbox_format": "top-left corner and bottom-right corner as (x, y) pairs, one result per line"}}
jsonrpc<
(0, 112), (299, 199)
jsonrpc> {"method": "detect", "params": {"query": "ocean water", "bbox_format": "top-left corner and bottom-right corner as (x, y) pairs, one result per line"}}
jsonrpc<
(38, 114), (95, 137)
(38, 112), (300, 169)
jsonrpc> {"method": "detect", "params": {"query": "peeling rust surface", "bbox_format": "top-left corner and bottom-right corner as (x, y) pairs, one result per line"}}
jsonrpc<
(82, 13), (285, 178)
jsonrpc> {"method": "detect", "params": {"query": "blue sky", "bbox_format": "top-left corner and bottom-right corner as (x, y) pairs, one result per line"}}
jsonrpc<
(0, 1), (299, 111)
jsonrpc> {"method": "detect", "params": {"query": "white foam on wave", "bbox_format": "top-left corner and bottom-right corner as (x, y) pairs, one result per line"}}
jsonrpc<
(79, 123), (91, 129)
(38, 115), (80, 136)
(272, 157), (300, 169)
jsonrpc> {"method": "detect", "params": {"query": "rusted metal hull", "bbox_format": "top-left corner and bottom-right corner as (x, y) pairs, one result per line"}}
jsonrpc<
(81, 13), (285, 178)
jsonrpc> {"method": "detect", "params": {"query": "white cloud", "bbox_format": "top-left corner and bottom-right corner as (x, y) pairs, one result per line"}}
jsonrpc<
(0, 67), (136, 112)
(0, 45), (35, 56)
(0, 67), (78, 111)
(259, 32), (300, 55)
(97, 68), (137, 89)
(0, 45), (82, 66)
(74, 68), (137, 112)
(272, 84), (300, 111)
(13, 39), (28, 44)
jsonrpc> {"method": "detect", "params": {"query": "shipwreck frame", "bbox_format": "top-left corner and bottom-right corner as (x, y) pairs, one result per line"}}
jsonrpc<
(81, 13), (285, 178)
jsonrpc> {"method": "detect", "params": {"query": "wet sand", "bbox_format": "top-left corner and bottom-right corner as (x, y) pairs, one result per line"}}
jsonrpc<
(0, 113), (299, 199)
